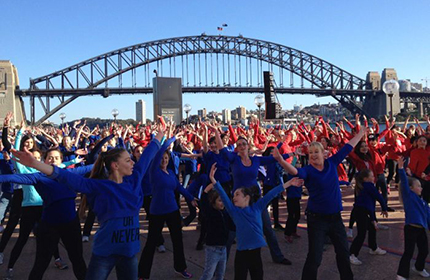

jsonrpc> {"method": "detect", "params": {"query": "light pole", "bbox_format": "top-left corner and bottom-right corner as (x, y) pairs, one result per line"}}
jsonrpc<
(111, 109), (119, 123)
(254, 94), (265, 123)
(382, 80), (399, 121)
(184, 104), (192, 124)
(59, 113), (66, 128)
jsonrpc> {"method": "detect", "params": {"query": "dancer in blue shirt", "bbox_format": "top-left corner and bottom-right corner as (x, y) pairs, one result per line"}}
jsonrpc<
(209, 163), (303, 280)
(278, 128), (365, 280)
(9, 129), (163, 280)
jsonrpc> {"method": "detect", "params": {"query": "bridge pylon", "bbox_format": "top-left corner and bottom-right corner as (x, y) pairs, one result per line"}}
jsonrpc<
(0, 61), (25, 127)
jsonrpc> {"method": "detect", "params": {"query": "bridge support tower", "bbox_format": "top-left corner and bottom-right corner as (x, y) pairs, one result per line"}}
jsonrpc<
(0, 61), (25, 126)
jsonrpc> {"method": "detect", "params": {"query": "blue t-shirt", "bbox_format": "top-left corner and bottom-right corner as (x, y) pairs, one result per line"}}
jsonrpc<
(93, 215), (140, 257)
(296, 144), (352, 214)
(203, 151), (231, 184)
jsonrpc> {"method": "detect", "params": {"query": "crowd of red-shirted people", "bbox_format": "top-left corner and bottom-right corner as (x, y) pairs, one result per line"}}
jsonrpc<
(0, 111), (430, 280)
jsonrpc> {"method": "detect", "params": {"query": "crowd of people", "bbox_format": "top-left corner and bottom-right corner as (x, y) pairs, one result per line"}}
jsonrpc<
(0, 111), (430, 280)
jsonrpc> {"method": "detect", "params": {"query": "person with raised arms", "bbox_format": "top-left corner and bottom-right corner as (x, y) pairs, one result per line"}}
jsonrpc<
(8, 127), (164, 280)
(277, 127), (366, 280)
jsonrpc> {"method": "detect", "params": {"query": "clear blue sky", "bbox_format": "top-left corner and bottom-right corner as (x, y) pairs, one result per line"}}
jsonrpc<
(1, 0), (429, 123)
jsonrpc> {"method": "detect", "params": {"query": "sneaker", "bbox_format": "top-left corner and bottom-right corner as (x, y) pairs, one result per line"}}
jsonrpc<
(0, 253), (3, 265)
(175, 270), (192, 279)
(412, 267), (430, 277)
(284, 235), (293, 243)
(347, 228), (353, 238)
(277, 258), (292, 265)
(349, 255), (362, 265)
(82, 236), (89, 243)
(157, 245), (166, 253)
(3, 268), (13, 280)
(378, 224), (389, 230)
(396, 275), (407, 280)
(369, 247), (387, 255)
(54, 258), (69, 270)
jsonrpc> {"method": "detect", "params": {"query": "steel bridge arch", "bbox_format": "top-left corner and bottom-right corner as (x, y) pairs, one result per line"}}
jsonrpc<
(28, 35), (367, 124)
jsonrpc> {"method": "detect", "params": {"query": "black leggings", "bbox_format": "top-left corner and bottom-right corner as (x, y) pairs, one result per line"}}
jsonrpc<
(397, 225), (429, 278)
(82, 207), (96, 237)
(8, 206), (42, 268)
(29, 216), (86, 280)
(234, 248), (263, 280)
(139, 210), (187, 279)
(263, 184), (280, 225)
(386, 159), (399, 184)
(285, 197), (300, 236)
(349, 207), (377, 257)
(0, 189), (23, 253)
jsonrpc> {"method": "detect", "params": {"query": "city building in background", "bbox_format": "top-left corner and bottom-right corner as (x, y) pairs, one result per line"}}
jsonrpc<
(222, 109), (231, 124)
(135, 99), (146, 123)
(236, 106), (246, 120)
(198, 108), (207, 119)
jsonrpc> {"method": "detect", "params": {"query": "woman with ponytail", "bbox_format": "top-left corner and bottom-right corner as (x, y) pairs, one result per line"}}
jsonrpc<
(8, 128), (164, 280)
(349, 169), (388, 266)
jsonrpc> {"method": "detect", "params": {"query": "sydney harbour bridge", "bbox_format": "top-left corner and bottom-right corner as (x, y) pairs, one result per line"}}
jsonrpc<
(1, 34), (429, 125)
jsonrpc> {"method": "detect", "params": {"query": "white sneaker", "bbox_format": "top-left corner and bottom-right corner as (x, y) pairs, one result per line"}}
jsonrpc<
(157, 245), (166, 253)
(349, 255), (362, 265)
(0, 253), (3, 265)
(412, 267), (430, 277)
(347, 228), (353, 238)
(396, 275), (407, 280)
(369, 247), (387, 255)
(378, 224), (389, 230)
(82, 236), (89, 243)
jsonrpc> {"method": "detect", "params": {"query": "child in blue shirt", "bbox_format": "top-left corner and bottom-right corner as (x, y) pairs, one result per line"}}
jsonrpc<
(397, 157), (430, 280)
(209, 163), (303, 280)
(349, 169), (388, 266)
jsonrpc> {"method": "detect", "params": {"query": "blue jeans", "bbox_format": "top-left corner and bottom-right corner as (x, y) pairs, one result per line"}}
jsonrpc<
(200, 246), (227, 280)
(301, 212), (353, 280)
(85, 253), (137, 280)
(0, 192), (12, 224)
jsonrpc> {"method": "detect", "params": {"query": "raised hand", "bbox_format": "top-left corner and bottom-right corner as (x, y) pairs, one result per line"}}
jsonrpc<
(10, 148), (37, 167)
(283, 177), (304, 189)
(75, 149), (88, 156)
(3, 112), (13, 127)
(397, 156), (404, 169)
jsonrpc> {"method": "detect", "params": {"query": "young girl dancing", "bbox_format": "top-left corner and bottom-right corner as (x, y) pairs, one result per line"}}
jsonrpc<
(349, 169), (388, 265)
(397, 157), (430, 280)
(209, 162), (303, 280)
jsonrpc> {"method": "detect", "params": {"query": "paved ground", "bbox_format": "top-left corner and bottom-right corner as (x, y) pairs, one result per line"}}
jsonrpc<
(0, 186), (428, 280)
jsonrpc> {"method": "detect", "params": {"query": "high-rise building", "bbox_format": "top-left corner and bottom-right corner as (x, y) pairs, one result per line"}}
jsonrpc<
(198, 108), (207, 119)
(136, 99), (146, 123)
(236, 106), (246, 120)
(222, 109), (231, 124)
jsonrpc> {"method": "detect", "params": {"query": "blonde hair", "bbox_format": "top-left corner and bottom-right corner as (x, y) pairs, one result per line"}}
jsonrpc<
(309, 142), (324, 152)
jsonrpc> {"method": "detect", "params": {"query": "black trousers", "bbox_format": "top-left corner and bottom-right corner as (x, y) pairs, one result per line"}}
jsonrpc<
(263, 184), (280, 225)
(386, 159), (399, 184)
(234, 248), (263, 280)
(29, 216), (87, 280)
(0, 189), (23, 253)
(139, 210), (187, 279)
(397, 225), (428, 278)
(8, 206), (42, 268)
(285, 197), (300, 236)
(142, 195), (164, 246)
(301, 212), (353, 280)
(82, 207), (96, 237)
(349, 207), (377, 257)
